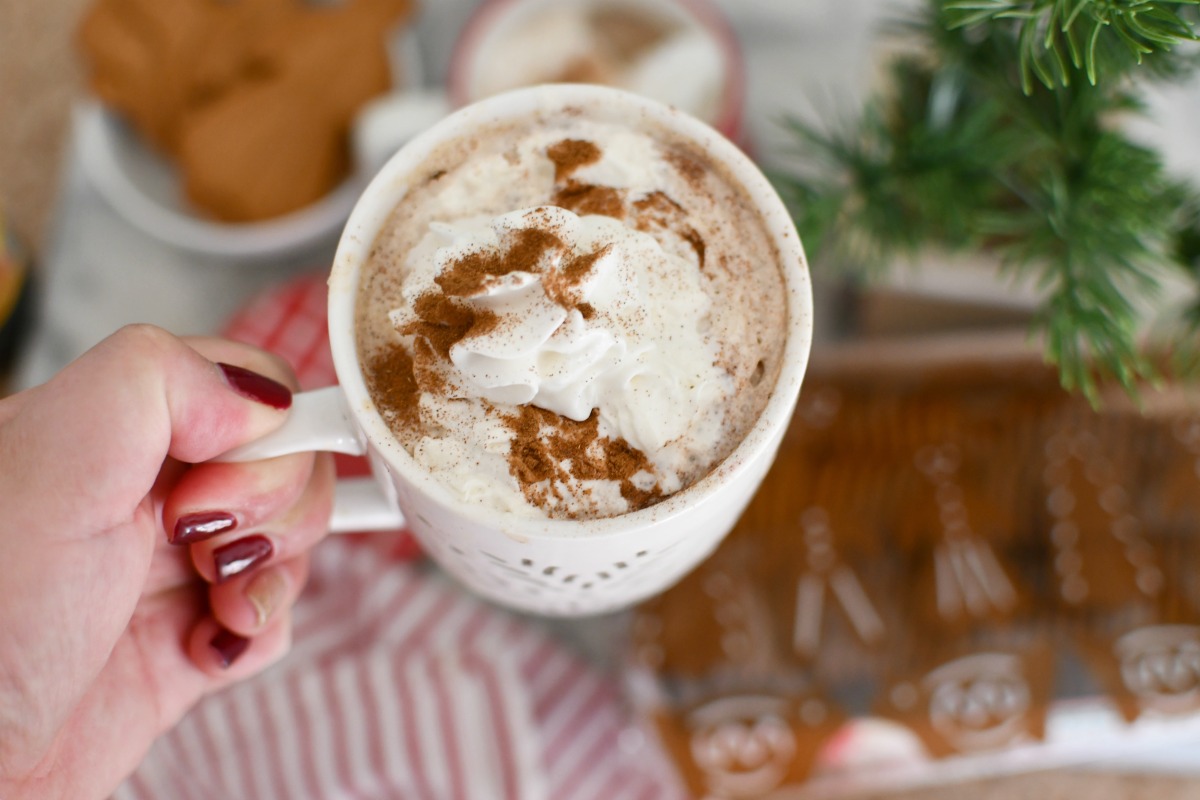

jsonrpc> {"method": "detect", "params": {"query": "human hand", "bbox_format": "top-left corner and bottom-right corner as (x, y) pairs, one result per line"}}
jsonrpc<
(0, 325), (335, 799)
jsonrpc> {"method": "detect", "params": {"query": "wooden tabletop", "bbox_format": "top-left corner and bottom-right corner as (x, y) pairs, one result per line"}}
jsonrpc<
(858, 771), (1200, 800)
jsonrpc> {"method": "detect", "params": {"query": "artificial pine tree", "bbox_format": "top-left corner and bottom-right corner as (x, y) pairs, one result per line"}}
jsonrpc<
(776, 0), (1200, 401)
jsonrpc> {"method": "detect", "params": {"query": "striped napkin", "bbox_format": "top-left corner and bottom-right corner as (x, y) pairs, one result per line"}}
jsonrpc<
(115, 273), (683, 800)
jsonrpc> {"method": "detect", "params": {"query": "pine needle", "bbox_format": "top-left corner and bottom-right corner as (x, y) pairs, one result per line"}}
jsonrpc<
(945, 0), (1200, 89)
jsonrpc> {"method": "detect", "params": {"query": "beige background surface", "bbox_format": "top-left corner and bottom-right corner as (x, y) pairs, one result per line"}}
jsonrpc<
(0, 0), (89, 247)
(1, 1), (1198, 796)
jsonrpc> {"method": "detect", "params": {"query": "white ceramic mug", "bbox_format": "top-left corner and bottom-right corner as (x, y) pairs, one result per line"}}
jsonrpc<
(228, 84), (813, 617)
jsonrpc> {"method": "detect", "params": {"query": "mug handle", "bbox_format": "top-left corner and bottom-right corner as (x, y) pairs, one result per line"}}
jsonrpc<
(217, 386), (406, 534)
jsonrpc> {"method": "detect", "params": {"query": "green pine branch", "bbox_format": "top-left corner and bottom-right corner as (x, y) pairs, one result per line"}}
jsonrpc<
(993, 129), (1185, 399)
(773, 0), (1200, 402)
(945, 0), (1200, 91)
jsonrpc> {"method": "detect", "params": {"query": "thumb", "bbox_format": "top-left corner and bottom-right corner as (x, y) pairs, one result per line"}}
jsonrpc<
(0, 325), (295, 783)
(0, 324), (294, 542)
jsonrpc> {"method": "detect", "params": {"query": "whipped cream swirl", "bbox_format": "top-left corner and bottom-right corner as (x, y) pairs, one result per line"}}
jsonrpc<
(389, 204), (730, 471)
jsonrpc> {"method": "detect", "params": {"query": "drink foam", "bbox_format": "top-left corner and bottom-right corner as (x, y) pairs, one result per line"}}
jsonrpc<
(356, 112), (786, 519)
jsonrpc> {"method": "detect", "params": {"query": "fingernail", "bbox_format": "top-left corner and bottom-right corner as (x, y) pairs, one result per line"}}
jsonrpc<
(245, 568), (287, 627)
(213, 535), (274, 583)
(217, 363), (293, 410)
(171, 511), (237, 545)
(209, 627), (250, 669)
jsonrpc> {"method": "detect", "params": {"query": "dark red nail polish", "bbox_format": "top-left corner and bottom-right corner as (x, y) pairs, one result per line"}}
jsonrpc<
(213, 535), (274, 583)
(218, 363), (292, 410)
(171, 511), (237, 545)
(209, 628), (250, 668)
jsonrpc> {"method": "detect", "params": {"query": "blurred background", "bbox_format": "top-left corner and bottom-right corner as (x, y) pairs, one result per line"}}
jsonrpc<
(4, 1), (1200, 798)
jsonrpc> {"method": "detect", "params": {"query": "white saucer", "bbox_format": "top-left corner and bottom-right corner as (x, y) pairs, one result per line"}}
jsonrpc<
(75, 27), (425, 262)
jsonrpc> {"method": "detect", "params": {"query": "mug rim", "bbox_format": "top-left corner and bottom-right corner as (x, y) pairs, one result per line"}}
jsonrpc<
(328, 83), (812, 538)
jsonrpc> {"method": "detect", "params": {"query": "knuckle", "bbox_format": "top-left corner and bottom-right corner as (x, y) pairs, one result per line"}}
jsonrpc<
(107, 323), (179, 362)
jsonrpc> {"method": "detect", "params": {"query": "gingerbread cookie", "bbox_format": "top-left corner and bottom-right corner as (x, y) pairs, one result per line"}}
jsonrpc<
(78, 0), (415, 222)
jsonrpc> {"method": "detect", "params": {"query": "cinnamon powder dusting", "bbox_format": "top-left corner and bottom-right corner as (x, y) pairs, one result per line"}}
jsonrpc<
(547, 138), (625, 219)
(437, 227), (567, 296)
(402, 292), (498, 359)
(633, 191), (707, 269)
(563, 245), (609, 283)
(367, 134), (728, 519)
(542, 245), (611, 310)
(667, 150), (706, 188)
(547, 138), (602, 182)
(682, 229), (707, 270)
(633, 190), (685, 216)
(553, 181), (625, 218)
(366, 345), (420, 430)
(505, 406), (664, 516)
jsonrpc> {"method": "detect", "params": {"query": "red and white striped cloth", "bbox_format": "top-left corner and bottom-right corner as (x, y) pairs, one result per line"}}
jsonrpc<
(115, 273), (685, 800)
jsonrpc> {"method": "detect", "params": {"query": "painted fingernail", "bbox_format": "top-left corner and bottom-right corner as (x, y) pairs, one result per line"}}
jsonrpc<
(209, 627), (250, 669)
(213, 535), (274, 583)
(245, 568), (287, 628)
(217, 363), (292, 410)
(171, 511), (237, 545)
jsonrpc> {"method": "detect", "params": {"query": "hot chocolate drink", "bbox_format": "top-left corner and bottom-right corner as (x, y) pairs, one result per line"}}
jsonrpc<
(355, 108), (787, 520)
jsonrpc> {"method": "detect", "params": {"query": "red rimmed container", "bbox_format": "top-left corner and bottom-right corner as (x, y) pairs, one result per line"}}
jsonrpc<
(446, 0), (747, 146)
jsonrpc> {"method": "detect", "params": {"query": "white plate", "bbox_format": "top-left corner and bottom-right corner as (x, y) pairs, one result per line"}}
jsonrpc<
(76, 27), (424, 262)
